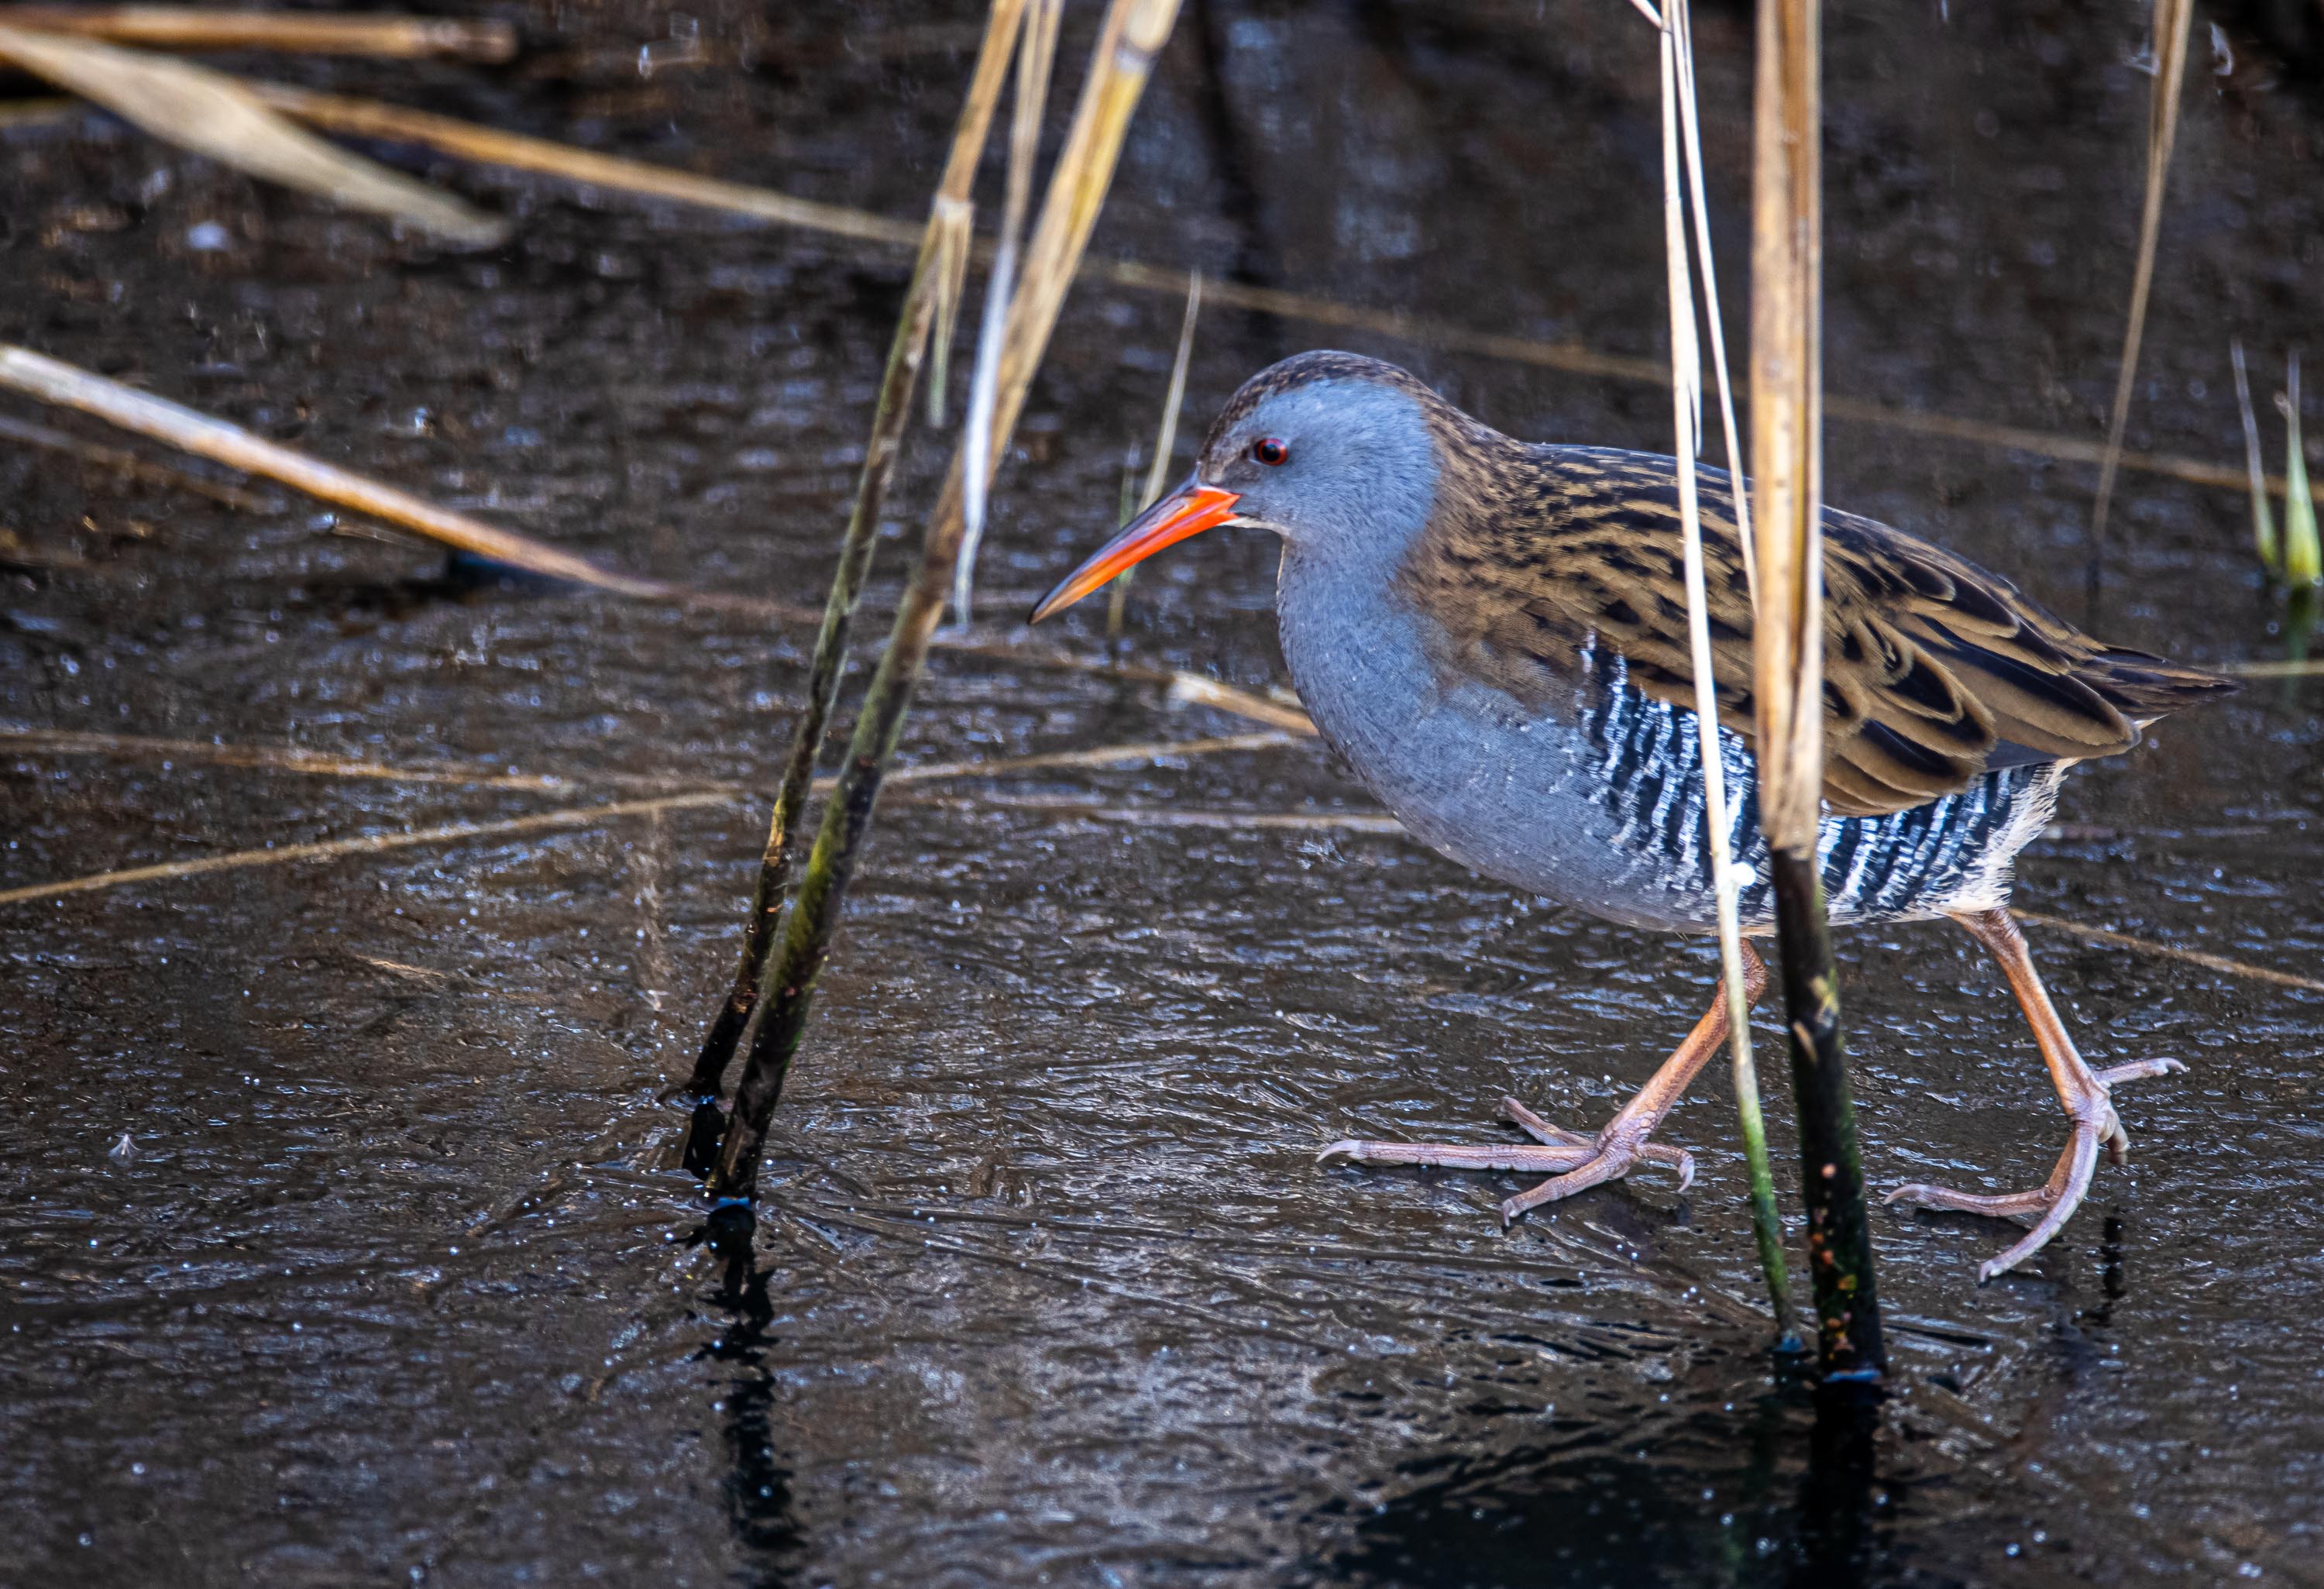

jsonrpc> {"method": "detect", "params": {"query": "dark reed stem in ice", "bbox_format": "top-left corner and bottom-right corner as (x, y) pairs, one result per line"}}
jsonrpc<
(1749, 0), (1882, 1381)
(709, 0), (1185, 1205)
(686, 0), (1028, 1106)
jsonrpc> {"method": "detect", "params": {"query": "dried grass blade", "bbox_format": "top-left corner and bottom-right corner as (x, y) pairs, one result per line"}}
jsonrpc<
(0, 343), (666, 596)
(249, 81), (922, 248)
(1, 731), (1293, 909)
(955, 0), (1062, 623)
(2012, 912), (2324, 996)
(1652, 0), (1790, 1339)
(2232, 339), (2281, 573)
(0, 24), (506, 244)
(0, 7), (516, 60)
(1669, 0), (1752, 598)
(0, 792), (737, 910)
(1109, 268), (1202, 635)
(923, 196), (975, 428)
(0, 411), (281, 513)
(2086, 0), (2194, 604)
(1141, 270), (1204, 507)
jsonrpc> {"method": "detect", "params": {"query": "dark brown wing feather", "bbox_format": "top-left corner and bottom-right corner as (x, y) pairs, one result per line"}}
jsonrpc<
(1397, 441), (2236, 817)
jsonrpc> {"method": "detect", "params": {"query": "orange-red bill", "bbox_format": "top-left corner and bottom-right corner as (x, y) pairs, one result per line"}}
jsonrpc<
(1028, 478), (1241, 622)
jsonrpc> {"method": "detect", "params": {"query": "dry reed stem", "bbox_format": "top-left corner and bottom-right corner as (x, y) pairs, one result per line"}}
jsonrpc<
(1649, 0), (1790, 1338)
(248, 81), (924, 248)
(355, 955), (453, 985)
(1140, 273), (1204, 508)
(2012, 911), (2324, 996)
(0, 26), (506, 244)
(923, 196), (975, 428)
(0, 731), (1297, 909)
(0, 722), (1290, 796)
(1669, 0), (1753, 599)
(12, 728), (2309, 1001)
(1110, 269), (1205, 635)
(0, 725), (583, 791)
(0, 6), (515, 58)
(232, 84), (2315, 511)
(0, 411), (281, 513)
(0, 344), (668, 596)
(902, 794), (1405, 832)
(0, 791), (736, 908)
(955, 0), (1061, 622)
(1748, 0), (1824, 856)
(1752, 0), (1881, 1381)
(711, 0), (1185, 1203)
(2086, 0), (2194, 600)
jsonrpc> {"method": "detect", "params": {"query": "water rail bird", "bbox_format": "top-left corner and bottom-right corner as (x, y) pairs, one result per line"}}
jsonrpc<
(1031, 352), (2234, 1281)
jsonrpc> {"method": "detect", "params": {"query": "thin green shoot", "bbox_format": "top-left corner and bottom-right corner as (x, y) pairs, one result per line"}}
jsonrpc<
(2281, 352), (2320, 588)
(2233, 339), (2279, 574)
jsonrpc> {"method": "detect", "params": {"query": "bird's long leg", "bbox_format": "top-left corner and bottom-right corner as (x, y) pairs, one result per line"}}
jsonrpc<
(1320, 942), (1768, 1225)
(1886, 906), (2185, 1281)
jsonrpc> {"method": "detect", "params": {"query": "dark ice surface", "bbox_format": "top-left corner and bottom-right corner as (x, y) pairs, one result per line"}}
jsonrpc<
(4, 2), (2322, 1584)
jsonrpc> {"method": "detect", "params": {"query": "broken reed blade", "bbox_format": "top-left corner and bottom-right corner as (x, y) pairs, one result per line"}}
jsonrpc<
(707, 0), (1186, 1207)
(0, 23), (506, 244)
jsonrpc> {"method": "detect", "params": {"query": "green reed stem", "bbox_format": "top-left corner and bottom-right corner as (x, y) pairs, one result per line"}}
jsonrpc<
(709, 0), (1184, 1204)
(1751, 0), (1882, 1380)
(2281, 353), (2320, 589)
(686, 0), (1027, 1102)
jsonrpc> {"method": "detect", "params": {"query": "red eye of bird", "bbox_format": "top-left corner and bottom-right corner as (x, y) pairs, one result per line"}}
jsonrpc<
(1250, 437), (1289, 467)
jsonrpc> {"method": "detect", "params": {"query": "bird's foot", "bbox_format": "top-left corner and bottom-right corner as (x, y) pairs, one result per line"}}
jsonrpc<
(1885, 1058), (2185, 1281)
(1318, 1095), (1693, 1226)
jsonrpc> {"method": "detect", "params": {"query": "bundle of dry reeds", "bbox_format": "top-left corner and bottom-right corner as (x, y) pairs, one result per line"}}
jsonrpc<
(699, 0), (1188, 1212)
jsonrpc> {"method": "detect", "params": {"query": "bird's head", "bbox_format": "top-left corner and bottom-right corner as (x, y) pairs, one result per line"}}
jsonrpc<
(1029, 351), (1447, 622)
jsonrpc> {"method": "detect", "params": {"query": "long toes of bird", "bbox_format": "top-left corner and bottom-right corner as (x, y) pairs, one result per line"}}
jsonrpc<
(2095, 1057), (2188, 1088)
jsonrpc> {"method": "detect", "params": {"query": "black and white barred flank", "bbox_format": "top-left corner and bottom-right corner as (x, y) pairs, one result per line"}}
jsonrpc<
(1575, 638), (2063, 928)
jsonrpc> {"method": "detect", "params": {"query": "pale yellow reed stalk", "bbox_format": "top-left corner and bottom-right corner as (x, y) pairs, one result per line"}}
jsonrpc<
(0, 344), (662, 595)
(1645, 0), (1789, 1334)
(2087, 0), (2195, 599)
(0, 24), (504, 243)
(0, 6), (514, 58)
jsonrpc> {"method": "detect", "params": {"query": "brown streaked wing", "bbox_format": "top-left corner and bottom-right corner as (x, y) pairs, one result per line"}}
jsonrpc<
(1397, 442), (2234, 818)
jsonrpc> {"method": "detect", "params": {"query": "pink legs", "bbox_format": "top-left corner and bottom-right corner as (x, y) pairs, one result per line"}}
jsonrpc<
(1320, 943), (1768, 1225)
(1886, 906), (2185, 1281)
